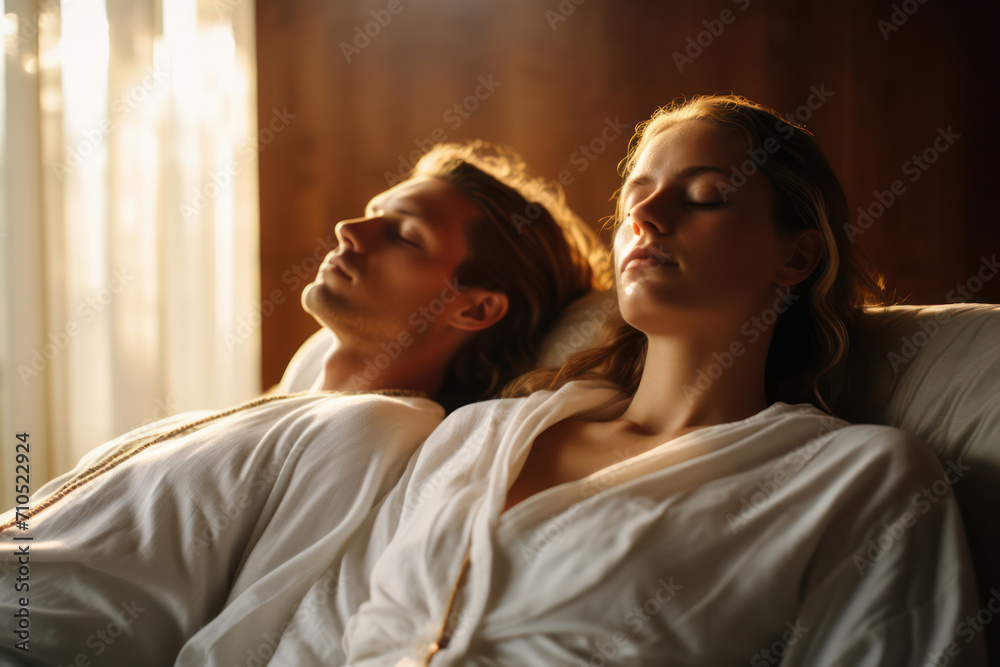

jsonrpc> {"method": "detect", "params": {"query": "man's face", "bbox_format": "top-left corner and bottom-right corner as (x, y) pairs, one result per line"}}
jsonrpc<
(302, 176), (482, 344)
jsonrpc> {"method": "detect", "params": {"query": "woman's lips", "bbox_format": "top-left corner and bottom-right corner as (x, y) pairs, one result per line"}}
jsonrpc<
(623, 256), (674, 272)
(620, 244), (678, 273)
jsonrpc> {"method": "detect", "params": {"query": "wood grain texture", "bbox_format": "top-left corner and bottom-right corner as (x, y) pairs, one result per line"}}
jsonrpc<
(256, 0), (1000, 387)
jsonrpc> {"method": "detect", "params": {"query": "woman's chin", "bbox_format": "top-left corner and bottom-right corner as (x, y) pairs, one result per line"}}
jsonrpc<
(620, 299), (699, 335)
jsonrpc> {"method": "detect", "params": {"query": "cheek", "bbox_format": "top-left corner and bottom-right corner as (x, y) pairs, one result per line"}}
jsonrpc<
(612, 224), (633, 262)
(393, 259), (457, 297)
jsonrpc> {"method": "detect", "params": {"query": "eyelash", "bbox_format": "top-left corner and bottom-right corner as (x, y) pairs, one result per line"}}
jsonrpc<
(392, 230), (421, 248)
(624, 190), (724, 211)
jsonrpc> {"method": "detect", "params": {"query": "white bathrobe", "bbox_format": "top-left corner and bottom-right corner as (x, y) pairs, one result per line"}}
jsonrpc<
(0, 392), (443, 667)
(330, 381), (986, 666)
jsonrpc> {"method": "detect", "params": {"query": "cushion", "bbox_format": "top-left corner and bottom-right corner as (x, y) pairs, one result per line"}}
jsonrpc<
(833, 303), (1000, 661)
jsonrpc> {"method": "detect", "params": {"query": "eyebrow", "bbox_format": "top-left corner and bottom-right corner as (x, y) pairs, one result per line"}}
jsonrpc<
(368, 196), (426, 221)
(394, 202), (434, 227)
(623, 165), (729, 190)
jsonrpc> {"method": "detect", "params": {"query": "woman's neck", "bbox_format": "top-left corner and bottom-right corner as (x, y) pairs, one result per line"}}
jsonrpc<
(618, 333), (771, 436)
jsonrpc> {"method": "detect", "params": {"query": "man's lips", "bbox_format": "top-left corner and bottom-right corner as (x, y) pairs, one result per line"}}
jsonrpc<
(620, 244), (678, 273)
(322, 254), (355, 282)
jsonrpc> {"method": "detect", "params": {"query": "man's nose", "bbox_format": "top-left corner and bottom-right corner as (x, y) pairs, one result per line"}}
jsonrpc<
(334, 217), (377, 252)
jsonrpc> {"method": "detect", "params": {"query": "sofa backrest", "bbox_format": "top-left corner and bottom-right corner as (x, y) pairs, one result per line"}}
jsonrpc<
(833, 303), (1000, 660)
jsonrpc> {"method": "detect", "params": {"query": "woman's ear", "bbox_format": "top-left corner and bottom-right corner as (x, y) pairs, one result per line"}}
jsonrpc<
(775, 229), (824, 287)
(447, 289), (509, 332)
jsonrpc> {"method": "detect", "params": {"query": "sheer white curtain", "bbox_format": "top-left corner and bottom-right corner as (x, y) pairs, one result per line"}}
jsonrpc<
(0, 0), (260, 503)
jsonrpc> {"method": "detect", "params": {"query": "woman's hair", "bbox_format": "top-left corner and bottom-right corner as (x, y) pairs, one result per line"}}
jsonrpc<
(411, 141), (613, 410)
(506, 94), (888, 412)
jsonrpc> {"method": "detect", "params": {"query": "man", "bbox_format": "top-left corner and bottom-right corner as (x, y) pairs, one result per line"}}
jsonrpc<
(301, 141), (608, 408)
(0, 142), (610, 666)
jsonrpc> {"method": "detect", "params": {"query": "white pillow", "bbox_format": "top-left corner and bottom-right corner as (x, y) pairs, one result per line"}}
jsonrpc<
(833, 302), (1000, 648)
(276, 290), (616, 394)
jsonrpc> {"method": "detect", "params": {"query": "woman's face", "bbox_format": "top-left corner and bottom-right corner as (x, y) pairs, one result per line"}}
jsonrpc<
(614, 119), (798, 336)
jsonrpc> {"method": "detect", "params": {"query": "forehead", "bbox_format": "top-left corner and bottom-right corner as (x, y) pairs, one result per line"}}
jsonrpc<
(371, 176), (481, 233)
(630, 119), (747, 178)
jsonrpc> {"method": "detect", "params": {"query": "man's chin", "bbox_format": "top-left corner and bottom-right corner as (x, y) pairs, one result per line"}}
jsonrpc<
(301, 281), (330, 318)
(301, 282), (405, 341)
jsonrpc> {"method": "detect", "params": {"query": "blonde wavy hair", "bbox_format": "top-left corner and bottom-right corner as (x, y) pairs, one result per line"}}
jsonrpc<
(506, 94), (887, 412)
(413, 141), (613, 410)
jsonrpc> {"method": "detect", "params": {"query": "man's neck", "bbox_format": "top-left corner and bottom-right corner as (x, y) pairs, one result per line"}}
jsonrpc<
(316, 341), (444, 397)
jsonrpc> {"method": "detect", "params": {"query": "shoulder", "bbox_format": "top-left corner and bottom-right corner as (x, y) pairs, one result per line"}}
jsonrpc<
(778, 418), (965, 531)
(281, 391), (446, 428)
(441, 379), (627, 433)
(819, 421), (951, 485)
(768, 402), (945, 479)
(414, 380), (627, 470)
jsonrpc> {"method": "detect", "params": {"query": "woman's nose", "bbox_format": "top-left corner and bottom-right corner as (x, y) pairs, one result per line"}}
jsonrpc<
(628, 192), (674, 236)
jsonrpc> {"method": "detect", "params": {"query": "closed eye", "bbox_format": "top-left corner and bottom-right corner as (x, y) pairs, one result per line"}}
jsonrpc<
(386, 228), (422, 248)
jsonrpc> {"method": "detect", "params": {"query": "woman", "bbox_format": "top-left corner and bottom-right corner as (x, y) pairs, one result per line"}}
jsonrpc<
(323, 96), (985, 666)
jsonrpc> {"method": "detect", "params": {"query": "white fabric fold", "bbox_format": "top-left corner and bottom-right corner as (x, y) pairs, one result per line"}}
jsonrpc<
(333, 380), (985, 667)
(0, 392), (443, 667)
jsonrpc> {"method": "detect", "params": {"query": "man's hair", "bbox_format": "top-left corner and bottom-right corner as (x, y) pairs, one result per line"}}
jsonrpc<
(410, 141), (612, 410)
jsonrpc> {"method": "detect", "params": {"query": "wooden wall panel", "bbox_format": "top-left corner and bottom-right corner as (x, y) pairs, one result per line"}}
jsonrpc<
(256, 0), (1000, 387)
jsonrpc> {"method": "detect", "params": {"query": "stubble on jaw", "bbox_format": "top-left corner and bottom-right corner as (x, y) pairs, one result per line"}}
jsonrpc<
(302, 281), (410, 342)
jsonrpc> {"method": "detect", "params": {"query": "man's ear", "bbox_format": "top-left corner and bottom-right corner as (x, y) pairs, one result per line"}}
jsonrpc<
(774, 229), (824, 287)
(447, 288), (509, 333)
